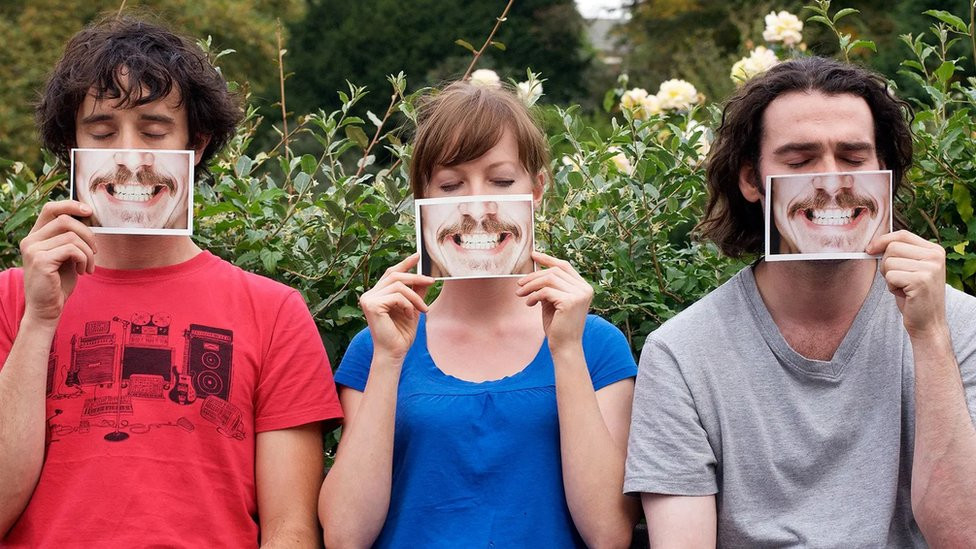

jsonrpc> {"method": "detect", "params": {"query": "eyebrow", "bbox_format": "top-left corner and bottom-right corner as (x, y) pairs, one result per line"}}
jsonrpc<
(772, 141), (875, 156)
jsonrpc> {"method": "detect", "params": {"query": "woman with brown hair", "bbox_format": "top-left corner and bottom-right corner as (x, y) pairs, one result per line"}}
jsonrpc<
(319, 81), (640, 548)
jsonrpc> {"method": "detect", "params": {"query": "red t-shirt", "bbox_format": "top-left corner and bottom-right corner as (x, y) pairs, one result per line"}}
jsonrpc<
(0, 251), (342, 548)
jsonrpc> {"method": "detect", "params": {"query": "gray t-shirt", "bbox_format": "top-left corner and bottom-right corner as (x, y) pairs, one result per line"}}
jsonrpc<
(624, 265), (976, 548)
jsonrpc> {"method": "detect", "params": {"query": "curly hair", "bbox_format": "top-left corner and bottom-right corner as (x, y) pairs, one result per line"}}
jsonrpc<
(36, 13), (242, 175)
(410, 81), (550, 198)
(698, 56), (913, 258)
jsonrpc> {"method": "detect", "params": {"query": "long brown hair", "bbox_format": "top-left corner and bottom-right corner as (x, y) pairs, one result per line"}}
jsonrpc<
(698, 56), (913, 258)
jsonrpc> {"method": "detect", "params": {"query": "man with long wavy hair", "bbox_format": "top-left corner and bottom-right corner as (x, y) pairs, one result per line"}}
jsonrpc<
(0, 14), (342, 546)
(625, 56), (976, 547)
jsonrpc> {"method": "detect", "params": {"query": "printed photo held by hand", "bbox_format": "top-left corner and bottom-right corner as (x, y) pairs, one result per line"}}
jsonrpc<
(415, 194), (536, 279)
(765, 169), (891, 261)
(70, 148), (194, 235)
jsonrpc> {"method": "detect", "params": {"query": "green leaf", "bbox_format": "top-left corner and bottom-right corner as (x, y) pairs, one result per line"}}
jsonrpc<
(300, 154), (317, 175)
(953, 183), (973, 221)
(831, 8), (859, 22)
(490, 40), (506, 51)
(934, 61), (955, 84)
(366, 110), (383, 129)
(3, 208), (34, 233)
(235, 156), (253, 178)
(454, 39), (477, 53)
(923, 10), (968, 33)
(805, 15), (833, 27)
(849, 39), (876, 53)
(259, 249), (284, 273)
(345, 126), (369, 149)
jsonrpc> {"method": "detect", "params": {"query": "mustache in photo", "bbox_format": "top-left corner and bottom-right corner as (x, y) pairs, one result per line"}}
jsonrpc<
(89, 165), (177, 195)
(437, 215), (522, 241)
(788, 188), (879, 217)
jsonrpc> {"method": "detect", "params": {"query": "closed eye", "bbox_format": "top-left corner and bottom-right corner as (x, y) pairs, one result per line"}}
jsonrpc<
(439, 182), (462, 192)
(492, 179), (516, 187)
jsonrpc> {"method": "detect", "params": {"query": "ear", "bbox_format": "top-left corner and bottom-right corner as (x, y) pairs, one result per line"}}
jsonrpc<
(190, 134), (212, 166)
(738, 163), (763, 203)
(532, 171), (545, 205)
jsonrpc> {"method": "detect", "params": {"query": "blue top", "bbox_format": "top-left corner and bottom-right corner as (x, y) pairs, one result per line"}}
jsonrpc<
(334, 314), (638, 548)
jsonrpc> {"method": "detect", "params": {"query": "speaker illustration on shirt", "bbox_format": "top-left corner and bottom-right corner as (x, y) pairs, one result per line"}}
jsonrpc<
(68, 322), (117, 387)
(183, 324), (233, 401)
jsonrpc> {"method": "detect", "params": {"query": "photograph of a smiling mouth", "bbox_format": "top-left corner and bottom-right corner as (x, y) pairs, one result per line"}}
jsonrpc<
(90, 166), (176, 203)
(438, 216), (521, 250)
(788, 189), (878, 227)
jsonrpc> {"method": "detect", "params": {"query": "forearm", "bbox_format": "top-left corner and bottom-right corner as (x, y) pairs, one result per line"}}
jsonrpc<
(0, 315), (57, 535)
(552, 343), (636, 549)
(260, 519), (319, 549)
(319, 360), (400, 548)
(910, 328), (976, 546)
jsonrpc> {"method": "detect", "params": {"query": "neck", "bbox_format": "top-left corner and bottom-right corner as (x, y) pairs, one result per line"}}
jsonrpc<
(753, 258), (877, 324)
(429, 277), (538, 322)
(94, 235), (202, 270)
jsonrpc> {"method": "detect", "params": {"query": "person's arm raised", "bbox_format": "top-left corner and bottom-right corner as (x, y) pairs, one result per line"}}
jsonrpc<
(0, 201), (96, 536)
(869, 231), (976, 546)
(318, 255), (433, 549)
(517, 251), (641, 549)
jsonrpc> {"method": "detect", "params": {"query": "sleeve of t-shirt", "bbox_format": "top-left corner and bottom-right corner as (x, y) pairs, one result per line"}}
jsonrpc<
(333, 327), (374, 392)
(582, 315), (638, 390)
(624, 336), (718, 496)
(947, 287), (976, 425)
(0, 269), (26, 370)
(253, 290), (343, 432)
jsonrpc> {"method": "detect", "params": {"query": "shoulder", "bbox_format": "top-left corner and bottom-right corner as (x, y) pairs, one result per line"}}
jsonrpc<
(648, 267), (751, 350)
(581, 314), (638, 387)
(0, 267), (24, 290)
(946, 285), (976, 322)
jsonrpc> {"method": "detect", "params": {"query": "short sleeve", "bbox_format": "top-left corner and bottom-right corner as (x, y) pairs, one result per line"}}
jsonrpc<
(582, 315), (638, 390)
(947, 288), (976, 425)
(333, 327), (374, 392)
(253, 290), (343, 432)
(0, 269), (26, 370)
(624, 337), (718, 496)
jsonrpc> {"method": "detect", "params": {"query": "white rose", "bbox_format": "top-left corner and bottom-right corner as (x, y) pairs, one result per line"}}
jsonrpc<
(656, 79), (699, 111)
(763, 10), (803, 46)
(620, 87), (662, 120)
(730, 46), (779, 83)
(469, 69), (501, 88)
(608, 147), (633, 175)
(682, 120), (711, 159)
(516, 79), (543, 106)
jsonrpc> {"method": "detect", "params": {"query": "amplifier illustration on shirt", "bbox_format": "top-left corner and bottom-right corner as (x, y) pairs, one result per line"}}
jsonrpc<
(46, 313), (245, 443)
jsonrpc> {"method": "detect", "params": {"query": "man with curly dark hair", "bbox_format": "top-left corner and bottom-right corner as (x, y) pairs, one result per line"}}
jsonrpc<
(625, 56), (976, 547)
(0, 14), (342, 547)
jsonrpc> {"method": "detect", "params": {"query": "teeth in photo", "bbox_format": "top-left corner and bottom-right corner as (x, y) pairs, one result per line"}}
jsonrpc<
(110, 184), (155, 202)
(810, 208), (854, 226)
(459, 232), (501, 250)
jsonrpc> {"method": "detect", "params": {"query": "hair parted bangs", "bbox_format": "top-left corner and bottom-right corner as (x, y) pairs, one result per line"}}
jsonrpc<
(697, 56), (913, 258)
(410, 81), (549, 198)
(37, 13), (242, 176)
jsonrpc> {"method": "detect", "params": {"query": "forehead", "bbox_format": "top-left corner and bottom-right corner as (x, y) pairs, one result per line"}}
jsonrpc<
(761, 91), (875, 149)
(76, 84), (185, 123)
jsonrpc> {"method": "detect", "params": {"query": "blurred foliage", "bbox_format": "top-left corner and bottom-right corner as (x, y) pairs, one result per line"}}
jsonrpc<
(616, 0), (972, 105)
(284, 0), (594, 119)
(0, 0), (304, 165)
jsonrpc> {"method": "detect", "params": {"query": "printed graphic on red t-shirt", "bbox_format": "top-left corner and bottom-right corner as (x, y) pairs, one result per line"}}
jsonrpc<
(46, 314), (248, 444)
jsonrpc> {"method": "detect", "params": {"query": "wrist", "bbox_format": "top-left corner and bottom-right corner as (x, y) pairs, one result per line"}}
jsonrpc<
(21, 310), (61, 334)
(549, 340), (585, 364)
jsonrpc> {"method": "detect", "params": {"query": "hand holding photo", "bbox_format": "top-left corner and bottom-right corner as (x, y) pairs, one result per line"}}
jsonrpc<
(70, 148), (194, 235)
(765, 170), (892, 261)
(415, 194), (535, 279)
